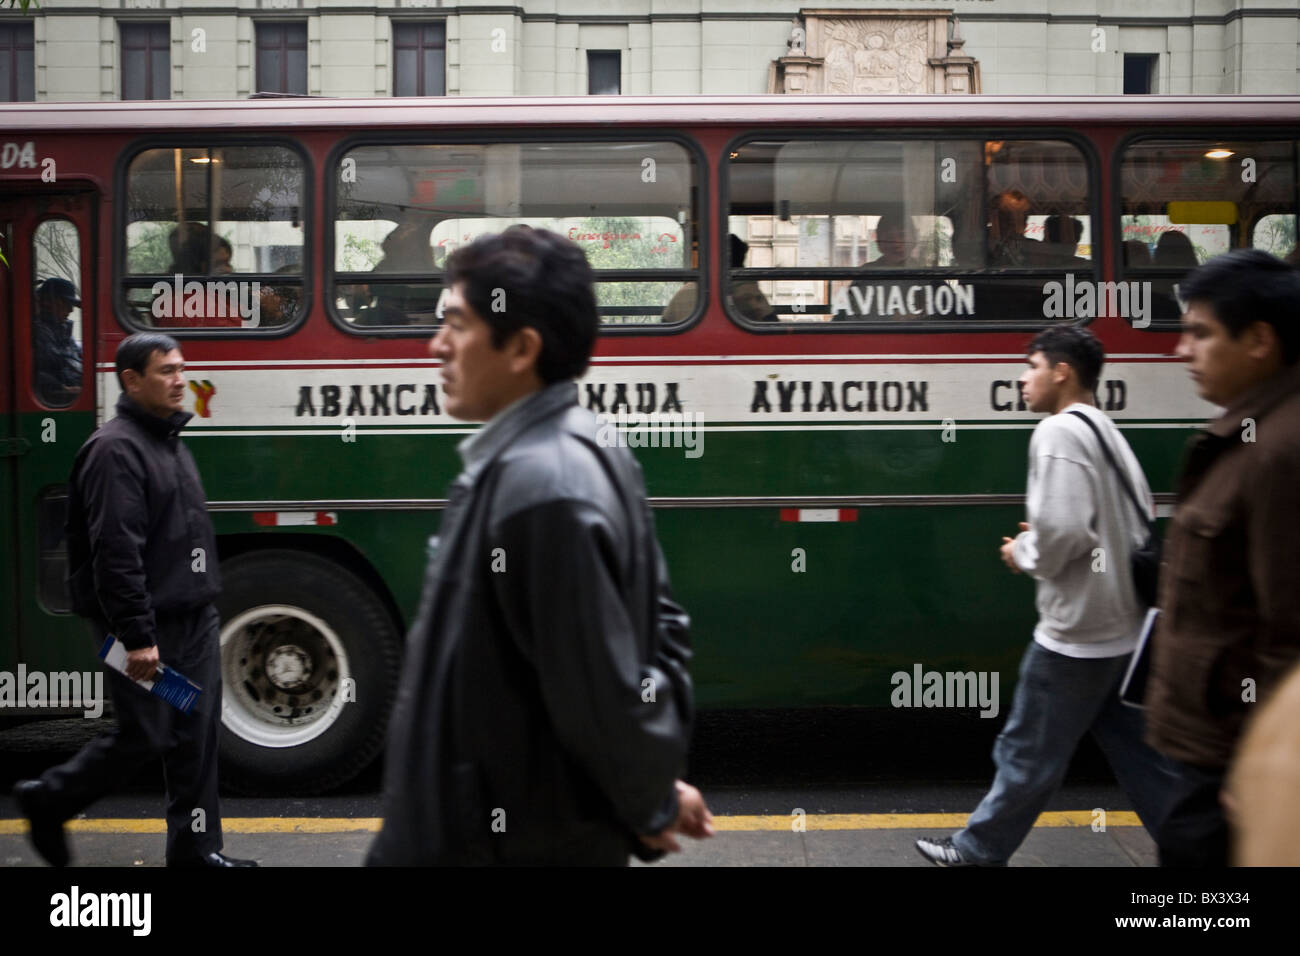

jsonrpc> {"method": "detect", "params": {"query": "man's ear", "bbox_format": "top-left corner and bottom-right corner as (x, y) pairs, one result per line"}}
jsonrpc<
(120, 369), (140, 393)
(1243, 320), (1281, 363)
(508, 326), (544, 377)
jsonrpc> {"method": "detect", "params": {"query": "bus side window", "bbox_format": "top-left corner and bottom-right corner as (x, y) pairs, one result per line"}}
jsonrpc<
(725, 137), (1094, 327)
(1120, 138), (1298, 327)
(332, 140), (701, 331)
(121, 145), (307, 331)
(31, 219), (83, 409)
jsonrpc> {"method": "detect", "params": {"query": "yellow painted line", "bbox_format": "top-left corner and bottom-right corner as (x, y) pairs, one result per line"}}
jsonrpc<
(0, 818), (382, 835)
(720, 811), (1143, 831)
(0, 810), (1143, 835)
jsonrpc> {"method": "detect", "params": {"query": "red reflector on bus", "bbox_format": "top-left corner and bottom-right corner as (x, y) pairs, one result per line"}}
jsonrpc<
(252, 511), (339, 527)
(779, 509), (858, 523)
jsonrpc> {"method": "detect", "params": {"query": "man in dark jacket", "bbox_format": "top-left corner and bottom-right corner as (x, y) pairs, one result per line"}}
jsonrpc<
(32, 276), (84, 405)
(367, 227), (712, 865)
(12, 333), (255, 868)
(1146, 250), (1300, 866)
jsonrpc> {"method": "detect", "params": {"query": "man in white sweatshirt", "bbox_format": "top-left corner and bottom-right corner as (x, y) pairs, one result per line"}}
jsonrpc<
(916, 325), (1174, 866)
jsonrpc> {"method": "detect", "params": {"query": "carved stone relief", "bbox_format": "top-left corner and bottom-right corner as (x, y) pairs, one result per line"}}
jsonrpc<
(773, 10), (980, 95)
(823, 18), (930, 94)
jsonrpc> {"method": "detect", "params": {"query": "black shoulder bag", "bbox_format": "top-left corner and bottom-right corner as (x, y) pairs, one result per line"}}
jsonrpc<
(1067, 410), (1161, 607)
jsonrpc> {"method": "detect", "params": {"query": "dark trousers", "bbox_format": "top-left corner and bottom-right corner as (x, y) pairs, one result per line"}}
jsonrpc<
(39, 604), (224, 863)
(1157, 758), (1229, 867)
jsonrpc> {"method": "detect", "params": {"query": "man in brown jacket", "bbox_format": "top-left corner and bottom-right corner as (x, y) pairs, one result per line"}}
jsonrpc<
(1145, 249), (1300, 867)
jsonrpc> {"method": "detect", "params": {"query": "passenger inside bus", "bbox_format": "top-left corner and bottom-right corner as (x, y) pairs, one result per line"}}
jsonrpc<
(864, 214), (916, 269)
(32, 276), (83, 406)
(257, 263), (302, 328)
(663, 234), (775, 323)
(988, 189), (1042, 268)
(353, 217), (441, 326)
(1153, 229), (1198, 269)
(1124, 240), (1152, 268)
(1042, 215), (1088, 268)
(166, 223), (234, 276)
(970, 189), (1055, 320)
(1151, 229), (1200, 322)
(156, 223), (243, 328)
(833, 215), (920, 320)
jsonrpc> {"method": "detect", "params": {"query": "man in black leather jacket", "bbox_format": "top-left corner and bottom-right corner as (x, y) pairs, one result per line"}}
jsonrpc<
(368, 227), (712, 865)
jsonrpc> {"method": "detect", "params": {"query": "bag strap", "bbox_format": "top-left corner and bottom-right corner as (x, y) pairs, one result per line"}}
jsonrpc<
(1067, 409), (1155, 534)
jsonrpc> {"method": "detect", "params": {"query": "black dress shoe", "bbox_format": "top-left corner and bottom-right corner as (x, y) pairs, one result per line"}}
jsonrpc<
(167, 851), (259, 868)
(12, 780), (69, 868)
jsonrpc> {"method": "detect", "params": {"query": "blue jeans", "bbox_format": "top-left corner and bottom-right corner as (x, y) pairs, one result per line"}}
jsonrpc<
(953, 640), (1178, 865)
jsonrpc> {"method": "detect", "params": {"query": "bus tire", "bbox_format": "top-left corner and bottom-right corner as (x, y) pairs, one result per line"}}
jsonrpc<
(214, 549), (401, 795)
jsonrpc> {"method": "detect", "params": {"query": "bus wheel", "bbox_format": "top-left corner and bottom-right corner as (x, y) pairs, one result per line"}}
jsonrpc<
(215, 550), (400, 795)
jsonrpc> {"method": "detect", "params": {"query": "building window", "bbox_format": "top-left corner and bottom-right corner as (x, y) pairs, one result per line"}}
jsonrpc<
(121, 23), (170, 101)
(0, 23), (34, 102)
(587, 50), (620, 95)
(393, 22), (445, 97)
(257, 23), (308, 96)
(1124, 54), (1158, 95)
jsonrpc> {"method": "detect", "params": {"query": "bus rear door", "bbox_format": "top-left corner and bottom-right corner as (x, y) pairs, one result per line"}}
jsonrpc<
(0, 188), (99, 679)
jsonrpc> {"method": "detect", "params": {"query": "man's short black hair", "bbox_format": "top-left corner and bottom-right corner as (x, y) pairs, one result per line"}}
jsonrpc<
(1045, 215), (1081, 245)
(1178, 249), (1300, 366)
(729, 234), (749, 269)
(1027, 324), (1105, 392)
(444, 226), (598, 384)
(116, 332), (180, 390)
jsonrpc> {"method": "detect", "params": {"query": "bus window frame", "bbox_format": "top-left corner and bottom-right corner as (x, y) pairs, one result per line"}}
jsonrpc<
(113, 135), (314, 340)
(323, 129), (709, 338)
(719, 126), (1103, 334)
(1112, 128), (1300, 332)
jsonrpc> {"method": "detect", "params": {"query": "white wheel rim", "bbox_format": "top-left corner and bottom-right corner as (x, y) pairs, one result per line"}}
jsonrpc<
(220, 604), (352, 749)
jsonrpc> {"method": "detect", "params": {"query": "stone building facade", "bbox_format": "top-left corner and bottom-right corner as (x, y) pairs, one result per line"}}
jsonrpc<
(1, 0), (1297, 102)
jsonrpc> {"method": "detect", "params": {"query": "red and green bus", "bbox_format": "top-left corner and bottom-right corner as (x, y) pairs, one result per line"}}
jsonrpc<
(2, 95), (1296, 793)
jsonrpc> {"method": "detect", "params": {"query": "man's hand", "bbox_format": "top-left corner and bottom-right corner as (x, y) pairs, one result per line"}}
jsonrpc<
(671, 780), (714, 839)
(1000, 522), (1030, 573)
(638, 780), (715, 853)
(124, 645), (160, 682)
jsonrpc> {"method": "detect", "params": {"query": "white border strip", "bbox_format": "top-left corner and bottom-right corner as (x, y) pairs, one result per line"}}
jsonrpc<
(185, 421), (1203, 438)
(97, 353), (1180, 370)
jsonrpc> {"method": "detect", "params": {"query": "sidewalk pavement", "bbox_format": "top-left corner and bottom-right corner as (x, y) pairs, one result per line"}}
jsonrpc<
(0, 811), (1157, 867)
